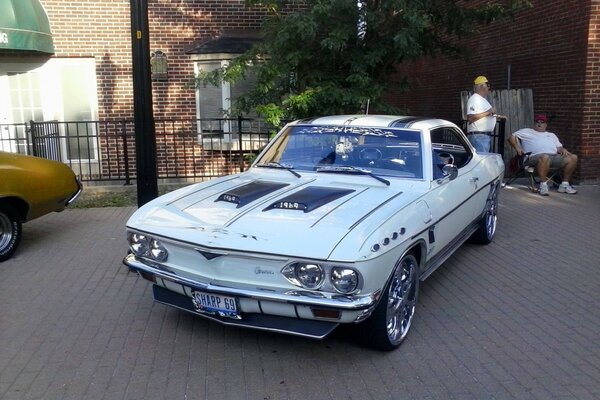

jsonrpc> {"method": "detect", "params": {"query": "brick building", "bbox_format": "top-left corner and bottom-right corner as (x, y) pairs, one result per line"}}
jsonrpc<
(0, 0), (279, 123)
(1, 0), (598, 182)
(388, 0), (600, 183)
(0, 0), (288, 180)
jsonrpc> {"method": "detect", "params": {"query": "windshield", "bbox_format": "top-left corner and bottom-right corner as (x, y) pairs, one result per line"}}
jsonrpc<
(255, 125), (423, 179)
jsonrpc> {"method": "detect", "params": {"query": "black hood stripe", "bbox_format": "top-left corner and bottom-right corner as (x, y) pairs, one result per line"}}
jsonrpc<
(263, 186), (355, 213)
(390, 116), (429, 128)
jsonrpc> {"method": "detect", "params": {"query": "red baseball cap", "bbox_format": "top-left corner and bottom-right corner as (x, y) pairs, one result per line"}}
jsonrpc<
(534, 114), (547, 123)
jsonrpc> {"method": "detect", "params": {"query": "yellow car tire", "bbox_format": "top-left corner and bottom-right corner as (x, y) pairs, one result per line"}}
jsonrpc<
(0, 203), (22, 262)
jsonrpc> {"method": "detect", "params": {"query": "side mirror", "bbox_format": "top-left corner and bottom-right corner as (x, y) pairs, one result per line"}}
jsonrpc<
(437, 164), (458, 184)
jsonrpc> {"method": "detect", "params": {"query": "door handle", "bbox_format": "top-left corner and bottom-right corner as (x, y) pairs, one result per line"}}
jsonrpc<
(469, 177), (479, 183)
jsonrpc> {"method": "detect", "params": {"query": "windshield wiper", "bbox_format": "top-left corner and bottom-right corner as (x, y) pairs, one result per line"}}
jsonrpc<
(255, 162), (301, 178)
(315, 165), (390, 186)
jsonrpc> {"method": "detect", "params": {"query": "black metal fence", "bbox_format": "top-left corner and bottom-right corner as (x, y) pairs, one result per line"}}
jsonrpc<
(0, 117), (274, 184)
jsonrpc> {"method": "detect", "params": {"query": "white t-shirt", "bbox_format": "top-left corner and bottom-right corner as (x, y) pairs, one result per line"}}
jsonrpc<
(467, 93), (496, 132)
(512, 128), (562, 156)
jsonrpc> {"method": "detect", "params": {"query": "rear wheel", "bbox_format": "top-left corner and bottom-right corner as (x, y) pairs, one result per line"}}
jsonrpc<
(0, 204), (22, 262)
(470, 181), (500, 244)
(360, 253), (419, 351)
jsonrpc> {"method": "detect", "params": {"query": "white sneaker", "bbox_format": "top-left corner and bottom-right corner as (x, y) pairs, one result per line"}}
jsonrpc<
(539, 182), (549, 196)
(558, 183), (577, 194)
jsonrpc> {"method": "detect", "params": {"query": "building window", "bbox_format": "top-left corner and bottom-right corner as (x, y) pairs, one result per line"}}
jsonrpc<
(0, 58), (99, 162)
(194, 59), (257, 134)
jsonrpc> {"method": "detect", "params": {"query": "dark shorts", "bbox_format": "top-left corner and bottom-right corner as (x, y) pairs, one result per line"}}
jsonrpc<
(526, 153), (566, 169)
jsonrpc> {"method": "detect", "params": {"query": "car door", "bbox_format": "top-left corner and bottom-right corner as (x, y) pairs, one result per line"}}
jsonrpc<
(423, 126), (484, 259)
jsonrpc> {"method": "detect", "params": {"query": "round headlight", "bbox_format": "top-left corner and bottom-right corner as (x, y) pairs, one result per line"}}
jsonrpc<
(295, 263), (324, 289)
(128, 232), (149, 256)
(331, 267), (359, 294)
(150, 239), (168, 262)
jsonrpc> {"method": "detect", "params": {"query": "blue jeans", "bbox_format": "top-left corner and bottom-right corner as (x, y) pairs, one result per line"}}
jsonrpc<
(467, 133), (491, 153)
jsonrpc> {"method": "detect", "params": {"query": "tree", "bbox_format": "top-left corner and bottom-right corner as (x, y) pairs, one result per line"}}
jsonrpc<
(199, 0), (531, 126)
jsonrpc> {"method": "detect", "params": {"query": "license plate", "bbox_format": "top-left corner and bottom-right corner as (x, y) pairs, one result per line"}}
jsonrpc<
(191, 290), (240, 319)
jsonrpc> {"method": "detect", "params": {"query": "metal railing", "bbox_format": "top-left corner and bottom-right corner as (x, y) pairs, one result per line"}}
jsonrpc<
(0, 117), (274, 184)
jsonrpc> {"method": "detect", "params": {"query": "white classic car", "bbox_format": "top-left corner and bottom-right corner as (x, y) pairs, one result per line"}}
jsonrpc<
(124, 115), (504, 350)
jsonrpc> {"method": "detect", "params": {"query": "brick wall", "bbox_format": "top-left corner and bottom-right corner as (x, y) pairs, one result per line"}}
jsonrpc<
(387, 0), (599, 182)
(38, 0), (286, 179)
(43, 0), (277, 121)
(581, 1), (600, 182)
(30, 0), (600, 181)
(44, 0), (134, 119)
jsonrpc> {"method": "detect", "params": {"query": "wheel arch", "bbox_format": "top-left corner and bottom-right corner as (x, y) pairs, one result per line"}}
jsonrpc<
(358, 241), (422, 350)
(0, 197), (30, 222)
(376, 240), (425, 301)
(405, 240), (426, 275)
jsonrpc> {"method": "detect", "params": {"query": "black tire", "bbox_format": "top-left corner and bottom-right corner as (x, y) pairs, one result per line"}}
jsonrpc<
(0, 203), (23, 262)
(359, 253), (420, 351)
(470, 180), (500, 245)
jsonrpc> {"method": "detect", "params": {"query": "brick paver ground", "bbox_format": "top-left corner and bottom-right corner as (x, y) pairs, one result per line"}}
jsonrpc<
(1, 182), (599, 400)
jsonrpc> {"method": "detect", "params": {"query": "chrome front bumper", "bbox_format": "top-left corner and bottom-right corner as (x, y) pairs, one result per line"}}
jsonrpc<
(66, 178), (83, 206)
(124, 253), (379, 310)
(123, 253), (381, 338)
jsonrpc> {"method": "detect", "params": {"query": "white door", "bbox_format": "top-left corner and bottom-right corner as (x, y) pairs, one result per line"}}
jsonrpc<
(0, 61), (55, 154)
(0, 75), (13, 151)
(0, 59), (98, 163)
(424, 127), (485, 259)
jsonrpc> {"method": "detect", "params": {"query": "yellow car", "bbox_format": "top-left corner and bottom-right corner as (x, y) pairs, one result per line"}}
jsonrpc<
(0, 151), (82, 262)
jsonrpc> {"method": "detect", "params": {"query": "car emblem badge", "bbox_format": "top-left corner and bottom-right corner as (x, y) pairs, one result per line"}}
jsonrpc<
(254, 267), (274, 275)
(195, 249), (224, 260)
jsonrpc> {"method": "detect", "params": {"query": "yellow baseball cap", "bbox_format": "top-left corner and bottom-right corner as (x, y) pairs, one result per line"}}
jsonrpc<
(474, 75), (489, 85)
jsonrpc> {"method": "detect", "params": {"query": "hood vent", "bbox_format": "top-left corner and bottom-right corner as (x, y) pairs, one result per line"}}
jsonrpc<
(216, 181), (289, 208)
(264, 186), (355, 213)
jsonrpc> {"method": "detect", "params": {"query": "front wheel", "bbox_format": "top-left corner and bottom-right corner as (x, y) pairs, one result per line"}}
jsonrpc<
(359, 253), (419, 351)
(470, 181), (500, 244)
(0, 204), (23, 262)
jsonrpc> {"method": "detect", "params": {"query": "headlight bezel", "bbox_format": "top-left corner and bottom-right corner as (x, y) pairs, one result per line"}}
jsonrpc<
(294, 263), (325, 289)
(330, 267), (360, 294)
(281, 261), (361, 294)
(128, 232), (150, 257)
(149, 238), (169, 262)
(127, 231), (169, 262)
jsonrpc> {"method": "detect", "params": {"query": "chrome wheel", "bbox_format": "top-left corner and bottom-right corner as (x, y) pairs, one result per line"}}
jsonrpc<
(385, 255), (418, 345)
(0, 205), (22, 262)
(484, 184), (499, 240)
(470, 181), (500, 245)
(360, 253), (419, 351)
(0, 211), (14, 250)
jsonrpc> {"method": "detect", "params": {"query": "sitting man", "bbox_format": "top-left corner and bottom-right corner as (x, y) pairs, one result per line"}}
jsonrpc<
(508, 114), (578, 196)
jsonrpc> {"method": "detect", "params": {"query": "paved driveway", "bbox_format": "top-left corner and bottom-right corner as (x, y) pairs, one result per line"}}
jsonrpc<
(1, 183), (599, 400)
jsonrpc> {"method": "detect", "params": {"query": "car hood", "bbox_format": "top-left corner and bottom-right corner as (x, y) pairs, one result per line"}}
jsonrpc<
(127, 171), (425, 260)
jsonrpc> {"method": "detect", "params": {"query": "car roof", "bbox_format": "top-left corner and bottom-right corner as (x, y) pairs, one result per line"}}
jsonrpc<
(294, 115), (454, 130)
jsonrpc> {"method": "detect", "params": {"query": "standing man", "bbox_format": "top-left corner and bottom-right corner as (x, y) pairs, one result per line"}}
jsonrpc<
(508, 114), (578, 196)
(466, 76), (505, 152)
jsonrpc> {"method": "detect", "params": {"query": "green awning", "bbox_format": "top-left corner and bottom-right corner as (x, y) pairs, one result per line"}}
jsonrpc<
(0, 0), (54, 54)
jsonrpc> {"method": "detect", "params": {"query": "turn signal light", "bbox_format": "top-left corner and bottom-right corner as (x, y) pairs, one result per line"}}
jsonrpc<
(311, 308), (341, 319)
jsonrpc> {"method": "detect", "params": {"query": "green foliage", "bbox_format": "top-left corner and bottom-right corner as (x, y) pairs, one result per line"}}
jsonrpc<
(200, 0), (531, 125)
(71, 191), (137, 208)
(244, 152), (259, 165)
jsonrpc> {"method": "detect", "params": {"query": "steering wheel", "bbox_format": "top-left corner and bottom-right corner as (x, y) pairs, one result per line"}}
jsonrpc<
(359, 148), (382, 162)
